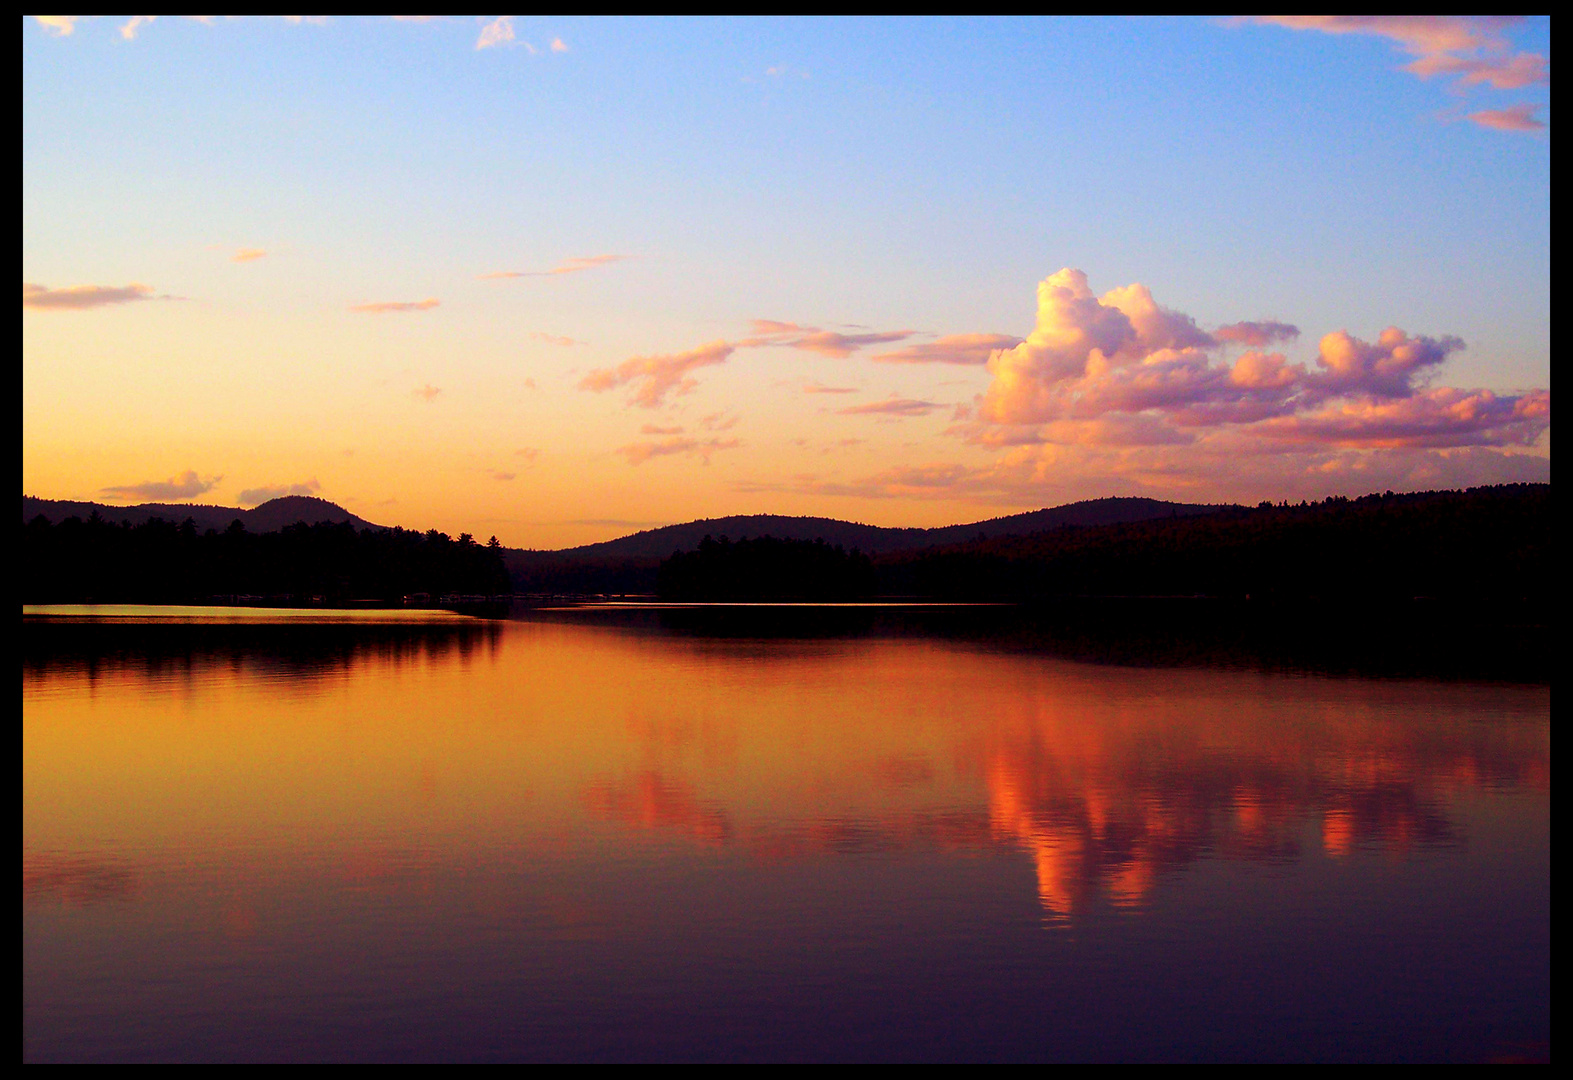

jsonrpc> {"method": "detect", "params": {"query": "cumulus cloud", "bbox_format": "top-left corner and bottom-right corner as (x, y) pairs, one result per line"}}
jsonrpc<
(237, 479), (322, 506)
(839, 397), (943, 418)
(413, 383), (442, 401)
(475, 15), (513, 50)
(618, 436), (741, 465)
(967, 268), (1547, 456)
(351, 298), (440, 313)
(1214, 320), (1300, 347)
(482, 254), (628, 280)
(231, 248), (267, 262)
(102, 470), (221, 502)
(23, 282), (173, 310)
(1469, 104), (1547, 132)
(1309, 327), (1462, 398)
(550, 37), (568, 53)
(580, 340), (735, 408)
(872, 333), (1023, 365)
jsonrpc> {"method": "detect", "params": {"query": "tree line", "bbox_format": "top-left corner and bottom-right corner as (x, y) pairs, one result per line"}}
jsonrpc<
(22, 514), (510, 603)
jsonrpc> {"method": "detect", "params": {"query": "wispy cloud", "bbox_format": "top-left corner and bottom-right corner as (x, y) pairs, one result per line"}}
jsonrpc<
(237, 479), (321, 506)
(528, 331), (585, 346)
(23, 282), (176, 310)
(1468, 104), (1547, 132)
(839, 397), (944, 418)
(481, 254), (629, 280)
(413, 383), (442, 402)
(231, 248), (267, 263)
(803, 381), (859, 394)
(579, 340), (734, 408)
(744, 319), (914, 358)
(640, 424), (685, 435)
(101, 469), (221, 502)
(351, 298), (440, 313)
(617, 436), (741, 465)
(475, 15), (514, 50)
(1245, 16), (1549, 131)
(872, 333), (1022, 365)
(120, 15), (155, 40)
(550, 36), (568, 53)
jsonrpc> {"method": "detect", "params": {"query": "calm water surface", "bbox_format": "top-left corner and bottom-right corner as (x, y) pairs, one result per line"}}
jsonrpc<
(22, 607), (1550, 1061)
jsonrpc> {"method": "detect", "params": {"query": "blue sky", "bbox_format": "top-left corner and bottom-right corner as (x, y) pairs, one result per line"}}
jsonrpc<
(23, 17), (1550, 544)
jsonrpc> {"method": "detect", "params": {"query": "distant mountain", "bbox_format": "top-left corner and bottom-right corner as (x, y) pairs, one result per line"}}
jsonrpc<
(502, 497), (1230, 592)
(22, 495), (380, 534)
(540, 497), (1227, 559)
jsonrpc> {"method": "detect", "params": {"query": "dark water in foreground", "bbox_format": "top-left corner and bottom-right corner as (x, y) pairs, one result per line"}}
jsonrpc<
(23, 606), (1550, 1061)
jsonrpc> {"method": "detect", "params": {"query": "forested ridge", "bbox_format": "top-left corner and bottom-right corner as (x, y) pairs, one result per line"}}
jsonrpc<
(21, 514), (510, 603)
(876, 484), (1549, 601)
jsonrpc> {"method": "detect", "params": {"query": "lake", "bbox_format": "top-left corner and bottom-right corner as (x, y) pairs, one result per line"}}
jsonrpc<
(22, 605), (1550, 1061)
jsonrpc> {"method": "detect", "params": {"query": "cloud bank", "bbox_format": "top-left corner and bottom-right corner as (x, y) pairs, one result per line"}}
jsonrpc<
(965, 269), (1545, 457)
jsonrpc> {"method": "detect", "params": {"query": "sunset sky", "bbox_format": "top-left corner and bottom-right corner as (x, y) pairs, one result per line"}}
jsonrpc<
(23, 16), (1550, 548)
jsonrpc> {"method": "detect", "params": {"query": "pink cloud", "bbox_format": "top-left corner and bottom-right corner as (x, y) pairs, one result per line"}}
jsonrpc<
(744, 319), (914, 357)
(481, 254), (629, 280)
(352, 298), (439, 313)
(803, 381), (859, 394)
(1245, 16), (1548, 131)
(528, 331), (584, 346)
(839, 397), (943, 418)
(413, 384), (442, 402)
(579, 340), (735, 408)
(1253, 387), (1550, 449)
(1309, 327), (1462, 398)
(1468, 105), (1547, 132)
(231, 248), (267, 263)
(966, 269), (1546, 456)
(23, 282), (172, 310)
(872, 333), (1023, 365)
(617, 436), (741, 465)
(1214, 320), (1300, 348)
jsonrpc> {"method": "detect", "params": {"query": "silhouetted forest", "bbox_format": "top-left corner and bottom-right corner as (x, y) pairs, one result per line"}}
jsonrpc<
(877, 484), (1549, 602)
(657, 535), (877, 600)
(21, 514), (510, 603)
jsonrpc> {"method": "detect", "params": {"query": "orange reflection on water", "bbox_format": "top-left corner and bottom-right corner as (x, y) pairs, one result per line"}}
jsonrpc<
(23, 616), (1550, 923)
